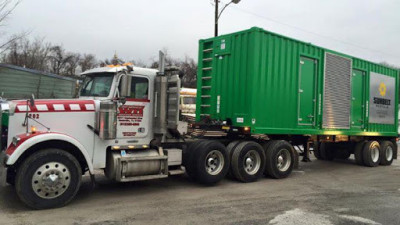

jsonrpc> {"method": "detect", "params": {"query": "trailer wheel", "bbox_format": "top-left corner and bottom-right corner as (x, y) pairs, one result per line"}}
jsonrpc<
(335, 149), (351, 160)
(193, 140), (229, 185)
(320, 143), (335, 161)
(313, 142), (323, 160)
(226, 140), (241, 179)
(354, 141), (366, 166)
(15, 149), (82, 209)
(265, 140), (295, 179)
(379, 141), (395, 166)
(231, 141), (265, 183)
(362, 141), (381, 167)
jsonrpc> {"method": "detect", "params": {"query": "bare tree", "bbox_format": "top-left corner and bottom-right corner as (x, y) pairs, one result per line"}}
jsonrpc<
(0, 0), (25, 52)
(1, 37), (51, 71)
(79, 54), (97, 72)
(179, 55), (197, 88)
(63, 53), (80, 76)
(48, 45), (74, 75)
(379, 62), (400, 70)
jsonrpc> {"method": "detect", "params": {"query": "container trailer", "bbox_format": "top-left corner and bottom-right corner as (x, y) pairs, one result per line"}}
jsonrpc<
(0, 27), (398, 209)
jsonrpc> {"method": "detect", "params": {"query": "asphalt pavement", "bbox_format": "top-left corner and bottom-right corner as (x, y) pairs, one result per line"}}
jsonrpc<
(0, 151), (400, 225)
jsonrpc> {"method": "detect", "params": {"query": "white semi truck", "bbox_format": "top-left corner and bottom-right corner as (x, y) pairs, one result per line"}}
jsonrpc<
(0, 54), (275, 209)
(0, 48), (397, 209)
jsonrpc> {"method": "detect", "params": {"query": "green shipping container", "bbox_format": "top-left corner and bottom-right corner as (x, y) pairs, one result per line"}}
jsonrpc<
(196, 27), (399, 137)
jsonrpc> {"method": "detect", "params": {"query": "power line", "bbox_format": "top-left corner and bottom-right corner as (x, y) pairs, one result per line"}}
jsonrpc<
(228, 5), (400, 60)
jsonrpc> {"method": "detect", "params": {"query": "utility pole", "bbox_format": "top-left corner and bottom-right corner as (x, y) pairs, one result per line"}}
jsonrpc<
(214, 0), (241, 37)
(215, 0), (219, 37)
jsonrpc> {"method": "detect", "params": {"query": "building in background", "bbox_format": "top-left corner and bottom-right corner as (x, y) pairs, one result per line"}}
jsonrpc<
(0, 64), (78, 100)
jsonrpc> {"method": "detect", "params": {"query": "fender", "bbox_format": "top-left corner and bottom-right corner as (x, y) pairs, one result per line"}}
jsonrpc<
(5, 132), (94, 173)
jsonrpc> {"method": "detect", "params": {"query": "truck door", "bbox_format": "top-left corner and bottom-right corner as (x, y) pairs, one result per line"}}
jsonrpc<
(116, 75), (151, 139)
(298, 57), (317, 126)
(351, 70), (365, 128)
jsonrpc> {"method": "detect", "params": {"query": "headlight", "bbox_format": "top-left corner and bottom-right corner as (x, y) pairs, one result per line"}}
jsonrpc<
(12, 136), (20, 146)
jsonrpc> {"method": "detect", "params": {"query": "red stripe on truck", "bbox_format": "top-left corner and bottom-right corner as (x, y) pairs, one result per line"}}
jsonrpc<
(13, 100), (96, 113)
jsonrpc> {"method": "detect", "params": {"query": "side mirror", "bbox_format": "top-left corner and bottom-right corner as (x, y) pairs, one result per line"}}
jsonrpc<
(29, 94), (35, 107)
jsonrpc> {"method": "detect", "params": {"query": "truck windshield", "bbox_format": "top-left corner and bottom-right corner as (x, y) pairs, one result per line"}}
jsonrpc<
(80, 73), (114, 97)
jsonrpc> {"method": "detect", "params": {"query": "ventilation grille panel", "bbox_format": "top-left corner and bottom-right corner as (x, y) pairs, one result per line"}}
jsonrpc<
(322, 53), (352, 129)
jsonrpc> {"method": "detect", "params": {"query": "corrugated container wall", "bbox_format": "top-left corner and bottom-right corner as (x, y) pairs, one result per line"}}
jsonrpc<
(196, 27), (399, 137)
(0, 64), (77, 99)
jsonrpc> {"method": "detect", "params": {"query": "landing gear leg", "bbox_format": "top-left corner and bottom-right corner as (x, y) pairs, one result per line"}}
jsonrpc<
(301, 141), (311, 162)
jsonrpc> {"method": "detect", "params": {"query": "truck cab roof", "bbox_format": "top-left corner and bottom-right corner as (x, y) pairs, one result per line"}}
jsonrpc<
(81, 65), (159, 77)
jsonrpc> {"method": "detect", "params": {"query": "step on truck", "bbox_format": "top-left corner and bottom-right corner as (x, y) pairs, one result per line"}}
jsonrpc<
(0, 27), (399, 209)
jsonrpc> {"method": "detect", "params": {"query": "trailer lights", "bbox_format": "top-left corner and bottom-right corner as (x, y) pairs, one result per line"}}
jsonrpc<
(128, 145), (135, 149)
(244, 126), (250, 132)
(142, 145), (148, 148)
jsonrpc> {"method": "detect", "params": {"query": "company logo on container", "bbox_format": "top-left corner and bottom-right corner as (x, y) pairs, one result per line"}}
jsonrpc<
(14, 100), (95, 113)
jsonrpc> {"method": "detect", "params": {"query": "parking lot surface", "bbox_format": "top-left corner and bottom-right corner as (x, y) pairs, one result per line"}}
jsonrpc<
(1, 153), (400, 225)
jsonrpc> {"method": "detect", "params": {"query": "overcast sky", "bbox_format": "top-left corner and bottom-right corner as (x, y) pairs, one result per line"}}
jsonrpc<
(5, 0), (400, 66)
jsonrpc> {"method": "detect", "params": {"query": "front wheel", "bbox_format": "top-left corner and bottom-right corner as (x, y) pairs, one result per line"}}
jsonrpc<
(15, 149), (82, 209)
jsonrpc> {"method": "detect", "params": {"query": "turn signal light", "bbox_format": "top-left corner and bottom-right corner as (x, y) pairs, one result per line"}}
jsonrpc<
(31, 126), (37, 133)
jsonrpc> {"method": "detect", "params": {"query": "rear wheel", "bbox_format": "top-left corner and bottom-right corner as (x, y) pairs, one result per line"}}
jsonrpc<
(362, 141), (380, 167)
(231, 141), (265, 183)
(226, 140), (241, 178)
(379, 141), (395, 166)
(191, 140), (229, 185)
(335, 149), (351, 160)
(313, 142), (323, 160)
(265, 140), (295, 179)
(354, 141), (366, 166)
(183, 140), (207, 179)
(320, 143), (335, 161)
(15, 149), (82, 209)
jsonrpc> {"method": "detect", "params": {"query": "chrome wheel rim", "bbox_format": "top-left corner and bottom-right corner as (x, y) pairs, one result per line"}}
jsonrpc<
(32, 162), (71, 199)
(371, 146), (379, 163)
(243, 150), (261, 175)
(205, 150), (224, 175)
(277, 149), (291, 172)
(385, 146), (393, 161)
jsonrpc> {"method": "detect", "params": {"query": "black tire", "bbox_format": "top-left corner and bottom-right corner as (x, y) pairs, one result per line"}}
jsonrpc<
(261, 141), (273, 153)
(226, 140), (241, 179)
(335, 149), (351, 160)
(320, 143), (335, 161)
(192, 140), (229, 185)
(362, 141), (381, 167)
(265, 140), (295, 179)
(183, 140), (207, 180)
(15, 149), (82, 209)
(313, 142), (323, 160)
(354, 141), (366, 166)
(6, 168), (16, 186)
(231, 141), (266, 183)
(379, 140), (395, 166)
